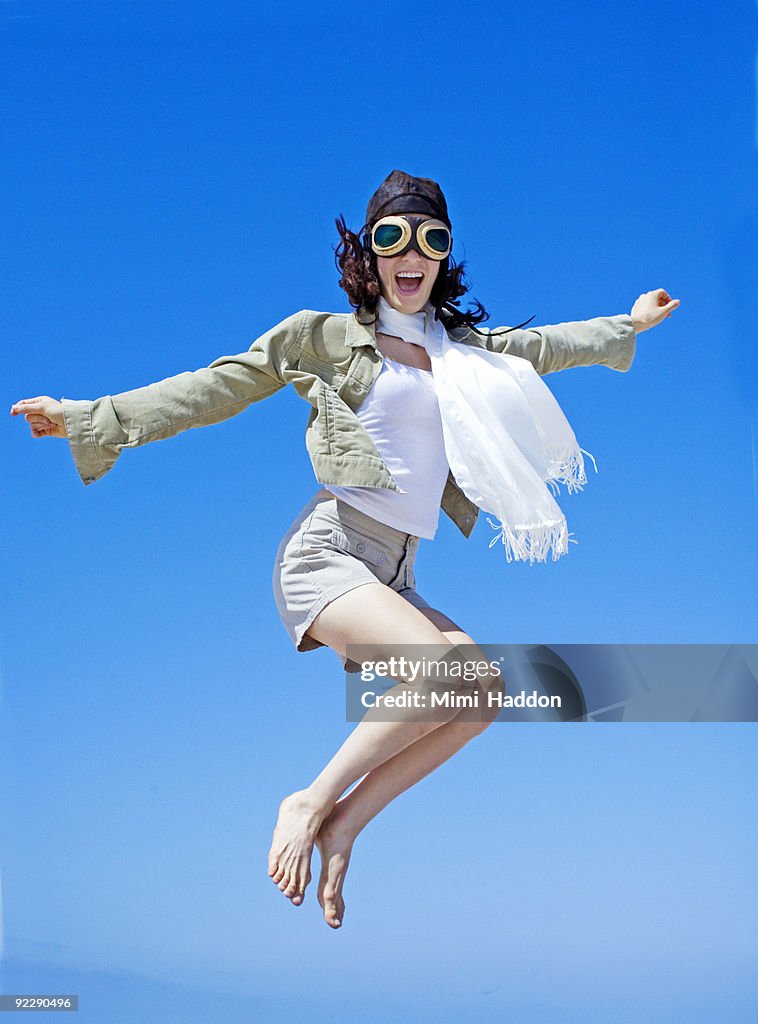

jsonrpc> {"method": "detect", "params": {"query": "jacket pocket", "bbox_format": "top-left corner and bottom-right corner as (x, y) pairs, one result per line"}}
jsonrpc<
(329, 526), (386, 568)
(315, 380), (335, 455)
(298, 352), (344, 390)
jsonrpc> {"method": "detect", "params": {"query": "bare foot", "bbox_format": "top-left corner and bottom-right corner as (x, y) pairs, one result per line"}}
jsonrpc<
(267, 790), (324, 906)
(314, 809), (356, 929)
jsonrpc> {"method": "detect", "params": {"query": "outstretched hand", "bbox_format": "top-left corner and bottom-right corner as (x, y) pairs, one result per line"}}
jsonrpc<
(630, 288), (681, 333)
(10, 396), (67, 439)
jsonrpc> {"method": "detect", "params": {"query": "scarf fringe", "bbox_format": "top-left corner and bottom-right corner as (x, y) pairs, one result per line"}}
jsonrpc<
(485, 516), (572, 564)
(544, 446), (597, 495)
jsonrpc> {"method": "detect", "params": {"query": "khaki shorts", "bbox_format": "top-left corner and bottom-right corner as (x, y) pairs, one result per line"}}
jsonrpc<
(272, 487), (433, 666)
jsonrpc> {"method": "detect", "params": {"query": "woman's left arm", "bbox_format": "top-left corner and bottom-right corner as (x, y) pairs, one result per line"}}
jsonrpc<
(481, 287), (681, 375)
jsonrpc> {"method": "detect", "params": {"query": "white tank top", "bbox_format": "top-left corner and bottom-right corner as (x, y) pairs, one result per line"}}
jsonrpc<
(326, 357), (449, 539)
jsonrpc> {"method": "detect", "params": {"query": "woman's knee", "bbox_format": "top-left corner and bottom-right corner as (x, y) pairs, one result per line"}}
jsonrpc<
(439, 630), (504, 694)
(436, 630), (505, 730)
(396, 637), (497, 726)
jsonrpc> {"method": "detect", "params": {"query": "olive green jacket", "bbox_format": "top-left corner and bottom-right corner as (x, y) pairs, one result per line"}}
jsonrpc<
(61, 308), (637, 538)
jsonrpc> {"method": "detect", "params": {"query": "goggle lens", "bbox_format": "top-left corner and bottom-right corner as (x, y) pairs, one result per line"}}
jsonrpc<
(373, 223), (405, 249)
(423, 227), (451, 255)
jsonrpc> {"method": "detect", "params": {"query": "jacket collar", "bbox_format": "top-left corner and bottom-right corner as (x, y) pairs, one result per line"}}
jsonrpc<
(345, 313), (378, 351)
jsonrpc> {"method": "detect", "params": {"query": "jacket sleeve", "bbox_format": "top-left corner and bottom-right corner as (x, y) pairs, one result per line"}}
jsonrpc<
(479, 313), (637, 375)
(60, 310), (307, 486)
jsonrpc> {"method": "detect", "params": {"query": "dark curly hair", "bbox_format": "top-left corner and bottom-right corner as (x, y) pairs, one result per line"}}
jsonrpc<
(333, 216), (534, 336)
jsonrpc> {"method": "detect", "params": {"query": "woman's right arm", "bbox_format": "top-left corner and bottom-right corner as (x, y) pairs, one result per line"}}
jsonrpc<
(10, 310), (307, 485)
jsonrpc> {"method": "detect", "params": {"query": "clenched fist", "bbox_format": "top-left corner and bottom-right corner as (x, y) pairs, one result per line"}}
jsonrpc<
(10, 396), (67, 439)
(630, 288), (681, 333)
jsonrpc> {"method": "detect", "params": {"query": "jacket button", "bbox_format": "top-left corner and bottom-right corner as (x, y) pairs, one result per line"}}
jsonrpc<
(356, 542), (366, 553)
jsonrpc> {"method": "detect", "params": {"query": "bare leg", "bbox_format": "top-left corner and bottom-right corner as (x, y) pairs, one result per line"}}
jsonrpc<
(267, 585), (502, 920)
(267, 585), (477, 906)
(315, 626), (502, 927)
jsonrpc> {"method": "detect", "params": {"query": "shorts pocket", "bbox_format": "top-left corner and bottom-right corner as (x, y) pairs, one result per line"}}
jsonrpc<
(402, 557), (417, 589)
(297, 502), (339, 555)
(329, 526), (386, 568)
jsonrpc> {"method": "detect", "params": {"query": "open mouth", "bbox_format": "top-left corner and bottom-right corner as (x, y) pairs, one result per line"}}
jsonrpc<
(395, 271), (424, 296)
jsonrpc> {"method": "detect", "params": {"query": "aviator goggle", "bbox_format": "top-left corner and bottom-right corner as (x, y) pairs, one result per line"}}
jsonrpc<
(364, 215), (453, 261)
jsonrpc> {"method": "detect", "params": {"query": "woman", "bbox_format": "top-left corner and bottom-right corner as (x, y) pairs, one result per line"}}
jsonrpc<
(10, 169), (680, 929)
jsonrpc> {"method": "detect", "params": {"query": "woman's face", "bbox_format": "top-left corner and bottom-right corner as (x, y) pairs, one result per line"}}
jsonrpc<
(375, 213), (443, 315)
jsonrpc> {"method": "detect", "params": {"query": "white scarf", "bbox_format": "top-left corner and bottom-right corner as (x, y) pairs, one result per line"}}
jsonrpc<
(376, 297), (595, 563)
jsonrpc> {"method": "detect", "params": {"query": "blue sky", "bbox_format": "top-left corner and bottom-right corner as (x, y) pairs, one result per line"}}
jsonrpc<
(1, 1), (757, 1021)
